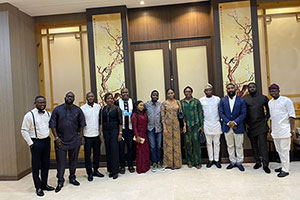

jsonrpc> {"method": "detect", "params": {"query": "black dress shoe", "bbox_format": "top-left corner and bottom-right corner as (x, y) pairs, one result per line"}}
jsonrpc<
(109, 173), (113, 178)
(215, 161), (222, 169)
(206, 161), (213, 168)
(55, 184), (63, 193)
(93, 170), (105, 178)
(120, 167), (125, 174)
(128, 166), (135, 173)
(277, 171), (289, 178)
(226, 163), (235, 170)
(275, 167), (282, 173)
(263, 166), (271, 174)
(69, 179), (80, 186)
(253, 163), (262, 169)
(36, 188), (44, 196)
(237, 164), (245, 172)
(88, 174), (93, 182)
(113, 174), (118, 179)
(41, 184), (55, 191)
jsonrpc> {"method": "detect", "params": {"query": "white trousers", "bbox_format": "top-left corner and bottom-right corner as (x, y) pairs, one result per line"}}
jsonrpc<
(224, 129), (244, 164)
(205, 134), (221, 161)
(273, 137), (291, 173)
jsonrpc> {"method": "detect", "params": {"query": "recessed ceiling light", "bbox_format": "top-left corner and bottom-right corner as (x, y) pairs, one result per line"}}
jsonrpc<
(140, 1), (145, 5)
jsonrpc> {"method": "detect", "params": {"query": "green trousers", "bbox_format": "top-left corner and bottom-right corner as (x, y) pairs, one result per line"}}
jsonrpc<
(184, 124), (202, 166)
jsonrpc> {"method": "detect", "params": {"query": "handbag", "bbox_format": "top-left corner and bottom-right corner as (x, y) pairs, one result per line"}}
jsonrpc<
(176, 100), (184, 129)
(199, 132), (206, 144)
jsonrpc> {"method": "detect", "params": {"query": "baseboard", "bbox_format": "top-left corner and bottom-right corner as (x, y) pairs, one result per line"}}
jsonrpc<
(0, 167), (32, 181)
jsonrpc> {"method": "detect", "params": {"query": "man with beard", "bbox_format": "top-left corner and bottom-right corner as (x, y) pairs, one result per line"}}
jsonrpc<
(81, 92), (104, 181)
(49, 92), (86, 192)
(145, 90), (163, 172)
(21, 96), (55, 196)
(268, 84), (295, 178)
(244, 82), (271, 174)
(219, 83), (246, 171)
(115, 88), (136, 174)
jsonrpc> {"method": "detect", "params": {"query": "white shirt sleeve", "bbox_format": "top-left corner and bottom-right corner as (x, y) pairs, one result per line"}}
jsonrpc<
(286, 98), (296, 118)
(21, 113), (33, 146)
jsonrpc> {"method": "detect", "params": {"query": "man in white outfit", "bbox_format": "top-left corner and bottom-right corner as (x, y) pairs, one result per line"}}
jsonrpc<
(81, 92), (104, 181)
(21, 96), (55, 196)
(200, 84), (222, 168)
(268, 84), (295, 178)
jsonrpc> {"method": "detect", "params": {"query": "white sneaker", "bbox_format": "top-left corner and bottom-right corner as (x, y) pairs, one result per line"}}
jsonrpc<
(151, 163), (157, 172)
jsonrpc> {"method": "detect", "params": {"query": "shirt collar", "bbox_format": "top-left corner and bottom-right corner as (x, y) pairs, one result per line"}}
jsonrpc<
(184, 97), (194, 103)
(87, 103), (94, 107)
(34, 108), (45, 114)
(228, 95), (236, 101)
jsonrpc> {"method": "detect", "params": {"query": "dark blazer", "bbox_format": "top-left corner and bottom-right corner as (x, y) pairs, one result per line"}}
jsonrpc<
(219, 96), (246, 134)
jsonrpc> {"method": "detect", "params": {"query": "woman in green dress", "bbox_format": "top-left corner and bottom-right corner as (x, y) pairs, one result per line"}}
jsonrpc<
(180, 86), (204, 169)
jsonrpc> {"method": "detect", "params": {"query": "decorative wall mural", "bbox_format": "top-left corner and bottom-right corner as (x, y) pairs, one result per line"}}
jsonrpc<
(92, 13), (125, 105)
(219, 1), (255, 96)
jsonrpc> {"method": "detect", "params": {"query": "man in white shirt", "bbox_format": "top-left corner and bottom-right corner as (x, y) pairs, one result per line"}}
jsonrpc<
(200, 84), (222, 168)
(268, 84), (296, 178)
(81, 92), (104, 181)
(21, 96), (54, 197)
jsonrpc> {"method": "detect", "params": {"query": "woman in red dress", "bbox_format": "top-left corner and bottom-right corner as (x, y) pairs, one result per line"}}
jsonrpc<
(131, 101), (150, 174)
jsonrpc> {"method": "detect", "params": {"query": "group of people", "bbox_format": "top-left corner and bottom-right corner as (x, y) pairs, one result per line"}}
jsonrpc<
(21, 82), (296, 197)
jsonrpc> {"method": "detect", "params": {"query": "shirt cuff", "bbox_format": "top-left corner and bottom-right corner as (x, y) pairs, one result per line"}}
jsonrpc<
(27, 139), (33, 146)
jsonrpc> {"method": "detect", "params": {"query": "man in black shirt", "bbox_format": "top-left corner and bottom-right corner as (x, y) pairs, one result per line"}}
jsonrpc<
(49, 92), (86, 192)
(115, 88), (136, 174)
(244, 83), (271, 174)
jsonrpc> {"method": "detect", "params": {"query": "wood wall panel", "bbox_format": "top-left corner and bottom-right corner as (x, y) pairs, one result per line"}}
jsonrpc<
(128, 2), (212, 43)
(9, 8), (39, 176)
(35, 12), (86, 24)
(0, 3), (38, 179)
(169, 3), (211, 39)
(0, 10), (18, 178)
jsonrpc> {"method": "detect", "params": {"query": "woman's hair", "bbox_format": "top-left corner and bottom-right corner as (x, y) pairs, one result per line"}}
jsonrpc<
(183, 86), (193, 93)
(104, 92), (113, 102)
(133, 100), (145, 114)
(166, 88), (176, 99)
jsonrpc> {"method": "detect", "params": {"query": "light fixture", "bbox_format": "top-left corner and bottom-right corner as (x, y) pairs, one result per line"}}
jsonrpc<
(140, 0), (144, 5)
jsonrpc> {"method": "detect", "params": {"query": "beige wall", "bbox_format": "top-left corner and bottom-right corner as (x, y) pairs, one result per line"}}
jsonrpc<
(0, 3), (38, 179)
(134, 49), (166, 102)
(258, 8), (300, 102)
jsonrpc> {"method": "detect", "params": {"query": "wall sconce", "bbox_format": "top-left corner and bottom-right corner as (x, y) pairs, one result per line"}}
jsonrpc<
(49, 35), (54, 41)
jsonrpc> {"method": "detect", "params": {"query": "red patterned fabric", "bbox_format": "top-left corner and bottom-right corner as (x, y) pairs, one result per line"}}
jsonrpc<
(131, 112), (150, 174)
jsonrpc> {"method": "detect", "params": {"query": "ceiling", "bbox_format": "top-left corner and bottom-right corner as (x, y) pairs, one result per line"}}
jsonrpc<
(0, 0), (208, 16)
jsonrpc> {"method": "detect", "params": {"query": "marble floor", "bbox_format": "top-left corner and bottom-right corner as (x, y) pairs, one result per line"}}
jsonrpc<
(1, 162), (300, 200)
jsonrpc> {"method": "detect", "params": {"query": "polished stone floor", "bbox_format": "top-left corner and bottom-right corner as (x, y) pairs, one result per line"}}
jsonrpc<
(1, 162), (300, 200)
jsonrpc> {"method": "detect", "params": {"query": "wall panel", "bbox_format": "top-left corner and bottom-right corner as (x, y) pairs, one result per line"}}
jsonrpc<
(128, 2), (212, 42)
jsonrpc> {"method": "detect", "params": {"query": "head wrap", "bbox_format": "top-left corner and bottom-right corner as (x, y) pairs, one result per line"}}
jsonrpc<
(269, 83), (280, 90)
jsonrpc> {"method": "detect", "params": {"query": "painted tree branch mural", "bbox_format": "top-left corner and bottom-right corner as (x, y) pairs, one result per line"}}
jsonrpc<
(222, 10), (255, 96)
(96, 21), (125, 105)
